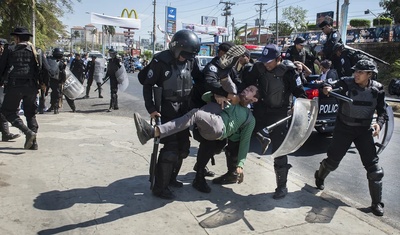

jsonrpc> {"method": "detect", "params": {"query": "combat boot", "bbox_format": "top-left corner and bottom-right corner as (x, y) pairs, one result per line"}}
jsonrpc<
(1, 120), (21, 141)
(12, 119), (36, 149)
(367, 166), (384, 216)
(29, 139), (38, 150)
(152, 162), (175, 200)
(169, 159), (183, 188)
(97, 83), (103, 98)
(192, 169), (211, 193)
(193, 162), (215, 177)
(84, 86), (90, 99)
(273, 164), (292, 199)
(212, 171), (238, 184)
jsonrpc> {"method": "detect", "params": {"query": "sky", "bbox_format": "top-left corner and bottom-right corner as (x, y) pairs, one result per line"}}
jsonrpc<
(60, 0), (385, 43)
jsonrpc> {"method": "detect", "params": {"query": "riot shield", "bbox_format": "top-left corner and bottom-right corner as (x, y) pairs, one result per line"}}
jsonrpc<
(271, 98), (318, 158)
(63, 67), (84, 100)
(115, 64), (129, 92)
(93, 60), (105, 84)
(375, 104), (394, 155)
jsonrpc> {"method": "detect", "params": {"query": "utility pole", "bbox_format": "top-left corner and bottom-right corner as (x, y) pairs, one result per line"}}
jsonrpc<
(255, 3), (267, 45)
(231, 17), (235, 41)
(31, 0), (36, 46)
(275, 0), (278, 44)
(220, 1), (235, 42)
(152, 0), (156, 56)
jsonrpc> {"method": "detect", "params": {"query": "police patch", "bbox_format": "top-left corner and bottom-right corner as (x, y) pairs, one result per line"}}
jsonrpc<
(210, 65), (218, 73)
(165, 71), (170, 77)
(147, 69), (154, 78)
(296, 75), (302, 86)
(333, 33), (338, 38)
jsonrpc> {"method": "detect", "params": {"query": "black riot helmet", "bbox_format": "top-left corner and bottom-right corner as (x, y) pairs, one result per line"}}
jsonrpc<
(169, 29), (200, 59)
(52, 48), (64, 59)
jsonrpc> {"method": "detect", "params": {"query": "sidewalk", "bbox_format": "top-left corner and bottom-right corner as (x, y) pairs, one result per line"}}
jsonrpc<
(0, 112), (398, 235)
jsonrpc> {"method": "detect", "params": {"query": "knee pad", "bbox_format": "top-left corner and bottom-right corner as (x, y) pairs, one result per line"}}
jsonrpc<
(159, 149), (179, 163)
(367, 165), (384, 181)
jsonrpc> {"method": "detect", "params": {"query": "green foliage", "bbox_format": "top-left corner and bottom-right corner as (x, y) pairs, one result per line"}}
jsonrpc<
(307, 24), (318, 30)
(143, 50), (153, 60)
(282, 6), (308, 32)
(269, 21), (293, 36)
(349, 19), (371, 27)
(391, 59), (400, 78)
(379, 0), (400, 24)
(372, 17), (393, 26)
(0, 0), (80, 50)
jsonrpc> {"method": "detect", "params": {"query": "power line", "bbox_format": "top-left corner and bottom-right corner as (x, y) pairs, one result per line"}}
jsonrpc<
(220, 1), (236, 42)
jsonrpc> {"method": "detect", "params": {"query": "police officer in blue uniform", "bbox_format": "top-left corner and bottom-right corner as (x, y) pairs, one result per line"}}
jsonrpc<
(319, 20), (342, 61)
(315, 60), (388, 216)
(141, 30), (203, 199)
(241, 44), (307, 199)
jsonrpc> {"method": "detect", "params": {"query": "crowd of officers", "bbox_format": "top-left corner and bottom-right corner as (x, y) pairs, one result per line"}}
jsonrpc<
(139, 20), (388, 217)
(0, 27), (125, 151)
(0, 23), (387, 218)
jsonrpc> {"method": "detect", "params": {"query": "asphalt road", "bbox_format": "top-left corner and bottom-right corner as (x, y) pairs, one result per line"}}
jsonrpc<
(74, 72), (400, 230)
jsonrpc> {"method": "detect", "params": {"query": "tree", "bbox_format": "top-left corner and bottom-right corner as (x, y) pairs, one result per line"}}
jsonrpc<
(0, 0), (81, 49)
(103, 25), (116, 49)
(269, 22), (293, 36)
(282, 6), (308, 32)
(91, 28), (97, 50)
(380, 0), (400, 24)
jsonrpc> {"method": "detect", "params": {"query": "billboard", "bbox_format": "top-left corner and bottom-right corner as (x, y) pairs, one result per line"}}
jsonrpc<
(165, 6), (177, 34)
(201, 16), (218, 26)
(316, 11), (334, 26)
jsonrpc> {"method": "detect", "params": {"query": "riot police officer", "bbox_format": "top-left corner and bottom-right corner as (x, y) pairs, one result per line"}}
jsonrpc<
(0, 39), (20, 141)
(241, 44), (307, 199)
(70, 53), (85, 84)
(319, 20), (342, 61)
(104, 48), (121, 111)
(141, 29), (203, 199)
(315, 60), (388, 216)
(0, 27), (40, 150)
(285, 36), (319, 74)
(85, 55), (103, 99)
(46, 48), (76, 114)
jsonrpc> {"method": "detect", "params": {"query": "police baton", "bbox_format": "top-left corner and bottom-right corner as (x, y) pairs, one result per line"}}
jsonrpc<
(149, 86), (163, 190)
(94, 77), (109, 91)
(329, 87), (353, 103)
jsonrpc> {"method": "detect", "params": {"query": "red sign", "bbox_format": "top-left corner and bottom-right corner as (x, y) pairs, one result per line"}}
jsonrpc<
(131, 49), (141, 57)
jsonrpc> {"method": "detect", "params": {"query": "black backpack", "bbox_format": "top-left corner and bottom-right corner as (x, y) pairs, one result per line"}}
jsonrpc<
(46, 58), (60, 80)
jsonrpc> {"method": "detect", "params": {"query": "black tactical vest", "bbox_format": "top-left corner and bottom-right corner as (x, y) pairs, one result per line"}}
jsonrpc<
(339, 77), (379, 126)
(7, 44), (37, 86)
(162, 62), (192, 102)
(258, 62), (295, 108)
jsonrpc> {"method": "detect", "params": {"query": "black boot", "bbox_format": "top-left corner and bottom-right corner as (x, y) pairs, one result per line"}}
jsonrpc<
(169, 159), (183, 188)
(54, 107), (59, 114)
(97, 83), (103, 98)
(315, 160), (333, 190)
(273, 164), (292, 199)
(29, 139), (38, 150)
(113, 94), (119, 110)
(367, 167), (384, 216)
(193, 169), (211, 193)
(152, 162), (175, 200)
(1, 119), (21, 141)
(212, 171), (238, 184)
(11, 119), (36, 149)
